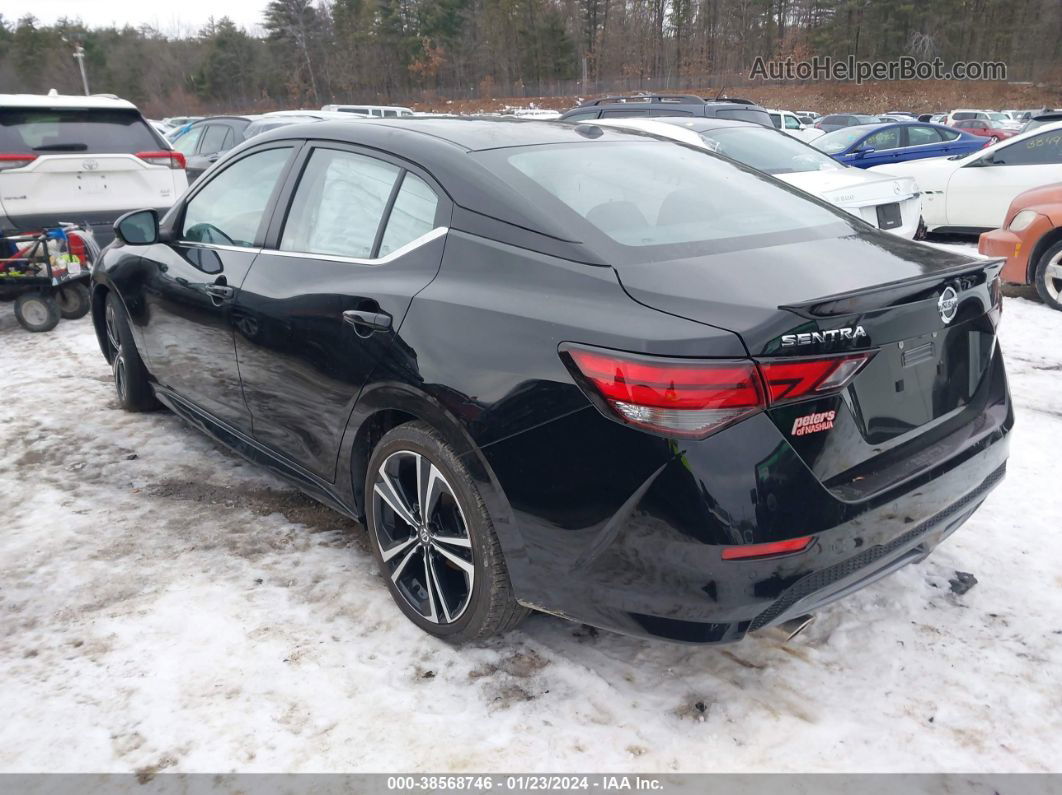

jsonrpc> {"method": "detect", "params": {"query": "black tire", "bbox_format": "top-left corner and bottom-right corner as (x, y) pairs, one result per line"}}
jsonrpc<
(14, 292), (60, 332)
(914, 216), (928, 241)
(57, 282), (91, 320)
(365, 421), (528, 643)
(1034, 241), (1062, 311)
(105, 292), (161, 411)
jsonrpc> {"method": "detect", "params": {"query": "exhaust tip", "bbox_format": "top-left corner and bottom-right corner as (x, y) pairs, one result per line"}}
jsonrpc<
(777, 613), (816, 642)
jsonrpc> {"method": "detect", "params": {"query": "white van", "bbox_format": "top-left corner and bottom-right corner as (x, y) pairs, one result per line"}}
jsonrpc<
(0, 93), (186, 245)
(320, 104), (414, 118)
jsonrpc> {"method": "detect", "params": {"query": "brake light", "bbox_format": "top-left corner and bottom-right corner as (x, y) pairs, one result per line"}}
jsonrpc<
(721, 536), (813, 560)
(564, 347), (764, 438)
(136, 150), (186, 170)
(563, 346), (875, 439)
(0, 154), (37, 171)
(757, 353), (873, 405)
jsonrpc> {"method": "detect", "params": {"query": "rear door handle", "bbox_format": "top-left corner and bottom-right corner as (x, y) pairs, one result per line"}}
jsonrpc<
(342, 309), (391, 333)
(205, 284), (234, 300)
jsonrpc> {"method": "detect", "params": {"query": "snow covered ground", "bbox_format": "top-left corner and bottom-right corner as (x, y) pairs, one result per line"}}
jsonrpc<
(1, 247), (1060, 774)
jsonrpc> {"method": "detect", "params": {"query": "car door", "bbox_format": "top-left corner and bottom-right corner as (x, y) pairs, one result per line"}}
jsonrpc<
(135, 143), (297, 432)
(946, 130), (1062, 228)
(902, 124), (946, 161)
(233, 143), (450, 481)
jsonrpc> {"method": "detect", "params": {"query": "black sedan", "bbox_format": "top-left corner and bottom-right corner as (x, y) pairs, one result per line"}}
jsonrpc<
(91, 119), (1011, 644)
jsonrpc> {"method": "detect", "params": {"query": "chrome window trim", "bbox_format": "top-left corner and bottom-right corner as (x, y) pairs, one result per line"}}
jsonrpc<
(263, 226), (448, 265)
(176, 241), (263, 254)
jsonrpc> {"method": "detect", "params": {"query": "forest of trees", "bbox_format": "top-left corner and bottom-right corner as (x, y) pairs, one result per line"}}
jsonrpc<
(0, 0), (1059, 114)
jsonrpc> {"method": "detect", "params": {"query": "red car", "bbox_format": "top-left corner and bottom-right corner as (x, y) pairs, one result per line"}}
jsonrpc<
(953, 119), (1015, 145)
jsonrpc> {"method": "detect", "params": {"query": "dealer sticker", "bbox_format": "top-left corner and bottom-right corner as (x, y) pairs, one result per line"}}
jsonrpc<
(792, 410), (836, 436)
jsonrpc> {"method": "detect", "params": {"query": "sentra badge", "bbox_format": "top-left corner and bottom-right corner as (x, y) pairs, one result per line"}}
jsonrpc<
(781, 326), (867, 347)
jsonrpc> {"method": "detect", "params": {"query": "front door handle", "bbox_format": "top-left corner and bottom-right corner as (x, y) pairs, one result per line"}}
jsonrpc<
(343, 309), (392, 333)
(205, 284), (234, 300)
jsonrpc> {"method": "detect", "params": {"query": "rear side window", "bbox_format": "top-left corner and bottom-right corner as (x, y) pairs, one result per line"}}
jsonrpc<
(907, 126), (942, 145)
(994, 131), (1062, 166)
(182, 147), (292, 247)
(281, 148), (400, 257)
(379, 174), (439, 256)
(715, 108), (773, 127)
(865, 128), (902, 150)
(0, 108), (160, 154)
(563, 111), (599, 122)
(601, 109), (649, 118)
(199, 124), (233, 155)
(939, 128), (960, 141)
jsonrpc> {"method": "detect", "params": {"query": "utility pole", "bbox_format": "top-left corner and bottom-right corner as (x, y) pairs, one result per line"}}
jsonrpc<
(73, 44), (90, 95)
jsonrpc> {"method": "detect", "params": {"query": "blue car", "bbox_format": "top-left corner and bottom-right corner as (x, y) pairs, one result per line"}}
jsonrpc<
(812, 122), (985, 168)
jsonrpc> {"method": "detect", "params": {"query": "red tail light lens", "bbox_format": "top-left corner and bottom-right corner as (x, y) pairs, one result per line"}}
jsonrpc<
(0, 154), (37, 171)
(721, 536), (813, 560)
(563, 346), (875, 439)
(758, 353), (873, 405)
(564, 347), (765, 438)
(136, 150), (186, 170)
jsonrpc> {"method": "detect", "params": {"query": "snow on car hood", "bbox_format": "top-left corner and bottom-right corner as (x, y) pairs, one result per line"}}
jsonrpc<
(777, 168), (919, 208)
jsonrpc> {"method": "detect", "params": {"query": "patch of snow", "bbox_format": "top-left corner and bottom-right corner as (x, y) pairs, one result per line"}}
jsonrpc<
(0, 296), (1060, 774)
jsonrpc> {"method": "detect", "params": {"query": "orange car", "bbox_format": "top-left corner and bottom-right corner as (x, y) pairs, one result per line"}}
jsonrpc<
(979, 183), (1062, 310)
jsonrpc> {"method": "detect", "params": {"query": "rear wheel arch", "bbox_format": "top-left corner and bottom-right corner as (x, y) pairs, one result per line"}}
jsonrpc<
(91, 283), (112, 362)
(346, 384), (530, 584)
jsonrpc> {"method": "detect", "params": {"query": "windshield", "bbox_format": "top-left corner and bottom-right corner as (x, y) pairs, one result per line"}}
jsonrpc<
(812, 127), (872, 154)
(698, 127), (844, 174)
(0, 108), (161, 154)
(491, 141), (847, 250)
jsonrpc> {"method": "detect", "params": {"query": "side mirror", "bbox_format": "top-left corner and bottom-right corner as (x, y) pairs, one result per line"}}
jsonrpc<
(114, 209), (159, 245)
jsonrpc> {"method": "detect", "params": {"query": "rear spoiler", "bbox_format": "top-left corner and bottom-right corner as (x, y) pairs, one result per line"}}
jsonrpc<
(780, 258), (1004, 319)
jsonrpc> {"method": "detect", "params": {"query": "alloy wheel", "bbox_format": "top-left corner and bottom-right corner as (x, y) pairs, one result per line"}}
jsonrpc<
(372, 450), (475, 624)
(113, 349), (128, 400)
(105, 303), (121, 355)
(1045, 252), (1062, 303)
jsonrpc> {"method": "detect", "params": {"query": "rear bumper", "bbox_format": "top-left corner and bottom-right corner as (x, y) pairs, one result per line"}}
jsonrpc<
(1, 208), (170, 247)
(487, 353), (1012, 644)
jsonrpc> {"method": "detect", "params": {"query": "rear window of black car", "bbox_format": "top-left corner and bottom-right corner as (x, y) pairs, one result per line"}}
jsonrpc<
(714, 108), (773, 126)
(484, 141), (849, 253)
(0, 108), (161, 154)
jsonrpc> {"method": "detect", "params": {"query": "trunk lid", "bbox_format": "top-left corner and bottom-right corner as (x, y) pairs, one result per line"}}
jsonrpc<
(614, 232), (1007, 497)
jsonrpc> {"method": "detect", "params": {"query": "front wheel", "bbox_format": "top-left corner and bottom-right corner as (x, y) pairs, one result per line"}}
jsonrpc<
(1034, 241), (1062, 311)
(988, 136), (999, 144)
(366, 421), (528, 642)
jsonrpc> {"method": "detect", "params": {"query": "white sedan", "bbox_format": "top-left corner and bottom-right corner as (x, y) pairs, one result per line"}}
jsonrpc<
(591, 117), (922, 238)
(868, 121), (1062, 232)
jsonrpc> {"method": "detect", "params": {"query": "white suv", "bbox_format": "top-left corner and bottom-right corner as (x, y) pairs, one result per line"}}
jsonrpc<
(0, 93), (187, 245)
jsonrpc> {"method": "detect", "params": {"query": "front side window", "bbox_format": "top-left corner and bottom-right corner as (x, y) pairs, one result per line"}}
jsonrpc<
(784, 115), (802, 129)
(172, 125), (204, 156)
(182, 147), (292, 247)
(495, 141), (844, 249)
(281, 148), (400, 257)
(865, 128), (902, 150)
(993, 130), (1062, 166)
(379, 173), (440, 256)
(812, 127), (871, 154)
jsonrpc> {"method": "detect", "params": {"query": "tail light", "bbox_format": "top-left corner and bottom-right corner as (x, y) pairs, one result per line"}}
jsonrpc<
(562, 345), (874, 439)
(0, 154), (37, 171)
(136, 150), (186, 170)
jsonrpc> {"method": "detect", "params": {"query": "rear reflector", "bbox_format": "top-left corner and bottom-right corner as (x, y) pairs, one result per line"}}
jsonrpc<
(563, 345), (875, 439)
(0, 154), (37, 171)
(721, 536), (813, 560)
(136, 150), (186, 170)
(564, 348), (764, 438)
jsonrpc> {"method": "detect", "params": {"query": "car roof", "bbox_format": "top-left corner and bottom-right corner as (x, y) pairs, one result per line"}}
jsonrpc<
(0, 92), (138, 110)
